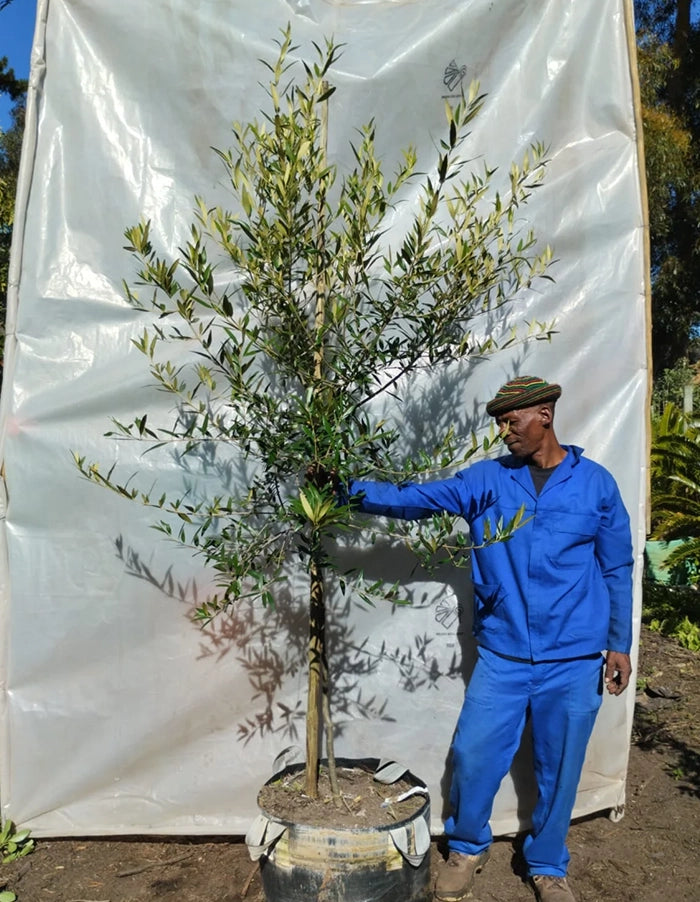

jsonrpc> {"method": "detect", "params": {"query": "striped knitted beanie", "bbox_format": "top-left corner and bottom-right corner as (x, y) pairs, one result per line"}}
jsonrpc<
(485, 375), (562, 416)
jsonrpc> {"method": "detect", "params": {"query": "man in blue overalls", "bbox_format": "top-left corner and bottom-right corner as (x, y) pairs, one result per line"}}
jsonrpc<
(348, 376), (634, 902)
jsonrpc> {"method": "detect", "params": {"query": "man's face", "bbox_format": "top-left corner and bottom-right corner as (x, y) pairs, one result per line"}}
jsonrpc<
(495, 404), (550, 459)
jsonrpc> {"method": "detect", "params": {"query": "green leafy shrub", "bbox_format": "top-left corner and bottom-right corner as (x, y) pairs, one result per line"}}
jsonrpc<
(651, 403), (700, 575)
(642, 580), (700, 650)
(0, 818), (34, 899)
(0, 820), (33, 865)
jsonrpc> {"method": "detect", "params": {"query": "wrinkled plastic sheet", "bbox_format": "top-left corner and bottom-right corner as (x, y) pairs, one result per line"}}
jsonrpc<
(0, 0), (647, 835)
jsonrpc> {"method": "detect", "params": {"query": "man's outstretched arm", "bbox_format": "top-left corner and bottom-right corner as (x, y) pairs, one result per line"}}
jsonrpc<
(348, 474), (468, 520)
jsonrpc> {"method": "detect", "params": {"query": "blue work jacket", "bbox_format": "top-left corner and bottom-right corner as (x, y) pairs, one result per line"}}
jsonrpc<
(349, 445), (633, 662)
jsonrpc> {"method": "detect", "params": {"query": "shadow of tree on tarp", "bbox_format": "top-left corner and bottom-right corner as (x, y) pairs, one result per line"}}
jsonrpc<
(115, 533), (474, 746)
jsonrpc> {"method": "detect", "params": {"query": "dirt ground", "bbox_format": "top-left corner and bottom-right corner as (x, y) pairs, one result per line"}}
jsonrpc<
(2, 625), (698, 902)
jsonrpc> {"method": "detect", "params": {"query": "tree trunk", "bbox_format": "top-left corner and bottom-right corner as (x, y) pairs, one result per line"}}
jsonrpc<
(672, 0), (691, 59)
(670, 0), (692, 107)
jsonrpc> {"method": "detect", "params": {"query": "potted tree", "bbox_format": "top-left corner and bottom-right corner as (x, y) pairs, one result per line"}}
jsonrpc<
(74, 27), (553, 901)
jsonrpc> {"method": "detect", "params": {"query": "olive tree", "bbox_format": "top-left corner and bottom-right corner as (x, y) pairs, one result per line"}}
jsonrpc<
(75, 28), (553, 800)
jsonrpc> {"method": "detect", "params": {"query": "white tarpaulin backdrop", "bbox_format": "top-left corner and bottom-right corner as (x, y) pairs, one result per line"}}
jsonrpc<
(0, 0), (648, 836)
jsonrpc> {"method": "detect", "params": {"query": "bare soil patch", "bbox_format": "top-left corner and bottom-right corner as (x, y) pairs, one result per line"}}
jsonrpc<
(2, 625), (698, 902)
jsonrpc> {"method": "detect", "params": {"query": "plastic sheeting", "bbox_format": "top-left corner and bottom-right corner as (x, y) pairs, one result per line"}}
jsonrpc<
(0, 0), (648, 835)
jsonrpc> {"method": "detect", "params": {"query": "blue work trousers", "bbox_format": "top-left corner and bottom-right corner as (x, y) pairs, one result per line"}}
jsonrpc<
(445, 646), (604, 876)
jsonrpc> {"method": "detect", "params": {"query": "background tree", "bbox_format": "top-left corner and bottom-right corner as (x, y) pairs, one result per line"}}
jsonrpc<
(0, 54), (25, 102)
(0, 47), (27, 374)
(639, 3), (700, 650)
(634, 0), (700, 378)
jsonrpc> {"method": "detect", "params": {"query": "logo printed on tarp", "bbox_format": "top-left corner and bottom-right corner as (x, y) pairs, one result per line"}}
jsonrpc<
(435, 599), (461, 631)
(443, 59), (468, 92)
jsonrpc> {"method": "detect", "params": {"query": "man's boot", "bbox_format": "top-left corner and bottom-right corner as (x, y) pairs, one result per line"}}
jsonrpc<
(434, 849), (490, 901)
(531, 874), (577, 901)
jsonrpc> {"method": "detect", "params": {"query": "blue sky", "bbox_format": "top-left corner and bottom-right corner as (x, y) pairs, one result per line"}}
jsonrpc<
(1, 0), (37, 130)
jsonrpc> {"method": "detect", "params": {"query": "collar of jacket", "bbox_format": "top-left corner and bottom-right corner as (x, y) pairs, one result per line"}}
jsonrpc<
(500, 444), (583, 499)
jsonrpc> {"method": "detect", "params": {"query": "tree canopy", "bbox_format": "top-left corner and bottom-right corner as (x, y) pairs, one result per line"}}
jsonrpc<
(0, 55), (26, 103)
(0, 95), (25, 354)
(0, 5), (697, 386)
(635, 0), (700, 376)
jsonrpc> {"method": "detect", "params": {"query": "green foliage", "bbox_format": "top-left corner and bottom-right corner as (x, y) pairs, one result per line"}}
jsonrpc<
(0, 96), (25, 368)
(643, 581), (700, 650)
(637, 35), (692, 245)
(650, 358), (696, 416)
(0, 819), (33, 864)
(75, 29), (553, 789)
(650, 403), (700, 574)
(0, 815), (30, 900)
(76, 29), (552, 610)
(651, 398), (697, 449)
(634, 2), (700, 375)
(0, 56), (26, 103)
(1, 29), (29, 372)
(649, 401), (700, 648)
(673, 616), (700, 650)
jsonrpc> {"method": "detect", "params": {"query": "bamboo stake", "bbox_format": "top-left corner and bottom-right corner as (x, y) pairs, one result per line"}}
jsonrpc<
(323, 682), (340, 803)
(305, 80), (331, 799)
(305, 554), (325, 798)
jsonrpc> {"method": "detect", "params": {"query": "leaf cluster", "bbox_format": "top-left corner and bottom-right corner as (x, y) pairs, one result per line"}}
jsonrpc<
(0, 819), (33, 865)
(75, 28), (553, 620)
(642, 580), (700, 650)
(651, 403), (700, 573)
(0, 90), (25, 368)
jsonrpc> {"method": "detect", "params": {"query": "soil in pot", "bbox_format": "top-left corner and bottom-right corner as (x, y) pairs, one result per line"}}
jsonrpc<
(255, 759), (432, 902)
(258, 762), (426, 828)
